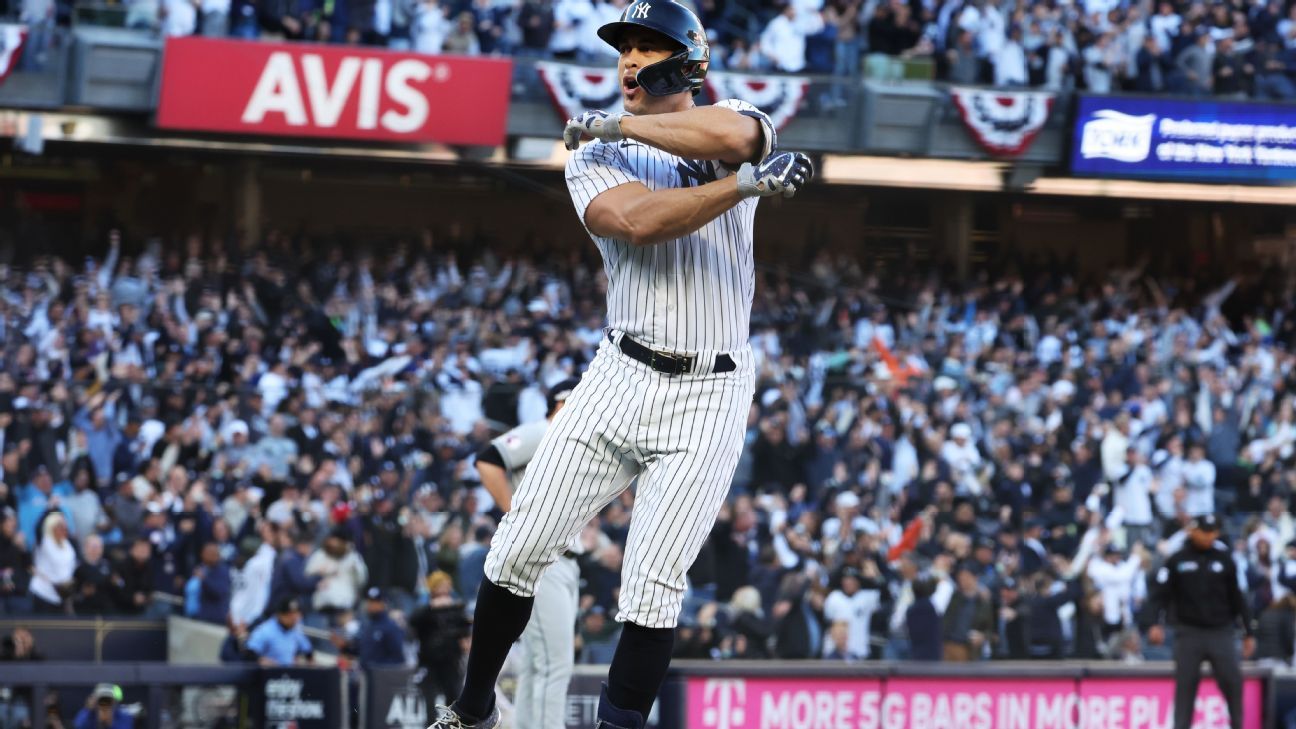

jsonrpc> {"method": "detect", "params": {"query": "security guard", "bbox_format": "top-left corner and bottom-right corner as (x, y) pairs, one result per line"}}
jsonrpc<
(355, 587), (406, 668)
(1144, 514), (1253, 729)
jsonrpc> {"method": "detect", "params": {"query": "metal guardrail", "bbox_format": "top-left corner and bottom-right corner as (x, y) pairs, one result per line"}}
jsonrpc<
(0, 616), (167, 662)
(0, 663), (262, 729)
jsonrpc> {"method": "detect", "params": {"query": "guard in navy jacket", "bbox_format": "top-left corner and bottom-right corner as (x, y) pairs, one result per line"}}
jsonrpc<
(355, 587), (406, 668)
(1143, 514), (1253, 729)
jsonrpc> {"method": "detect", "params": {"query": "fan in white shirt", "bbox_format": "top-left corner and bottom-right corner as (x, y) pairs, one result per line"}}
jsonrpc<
(580, 0), (623, 58)
(161, 0), (198, 36)
(760, 5), (810, 72)
(823, 567), (883, 659)
(1114, 447), (1155, 530)
(1151, 439), (1187, 519)
(412, 0), (452, 53)
(1182, 443), (1216, 517)
(1086, 540), (1145, 630)
(550, 0), (594, 55)
(994, 30), (1029, 85)
(29, 513), (77, 610)
(940, 423), (986, 497)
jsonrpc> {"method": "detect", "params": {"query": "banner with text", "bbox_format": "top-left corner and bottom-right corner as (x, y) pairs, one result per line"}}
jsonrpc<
(156, 37), (512, 146)
(683, 674), (1264, 729)
(256, 668), (341, 729)
(1071, 94), (1296, 184)
(1078, 678), (1262, 729)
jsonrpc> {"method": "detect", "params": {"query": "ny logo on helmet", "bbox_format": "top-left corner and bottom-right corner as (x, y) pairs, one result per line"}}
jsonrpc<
(630, 2), (651, 18)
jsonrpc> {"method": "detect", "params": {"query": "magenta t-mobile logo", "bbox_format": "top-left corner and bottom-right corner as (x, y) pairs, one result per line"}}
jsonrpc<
(702, 679), (747, 729)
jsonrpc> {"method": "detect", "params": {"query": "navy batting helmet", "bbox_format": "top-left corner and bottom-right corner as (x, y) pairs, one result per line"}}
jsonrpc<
(547, 377), (581, 416)
(597, 1), (710, 97)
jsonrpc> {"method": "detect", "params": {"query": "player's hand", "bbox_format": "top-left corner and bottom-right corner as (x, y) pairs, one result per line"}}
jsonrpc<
(737, 151), (814, 199)
(1243, 636), (1255, 659)
(563, 110), (630, 150)
(1147, 625), (1165, 646)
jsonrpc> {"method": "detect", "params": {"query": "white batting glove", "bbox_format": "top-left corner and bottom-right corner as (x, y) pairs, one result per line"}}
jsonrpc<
(737, 151), (814, 199)
(563, 110), (630, 150)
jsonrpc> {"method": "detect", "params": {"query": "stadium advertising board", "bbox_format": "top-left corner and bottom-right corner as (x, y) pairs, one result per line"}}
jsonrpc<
(156, 37), (512, 146)
(684, 675), (1263, 729)
(1071, 95), (1296, 184)
(258, 668), (341, 729)
(1078, 678), (1263, 729)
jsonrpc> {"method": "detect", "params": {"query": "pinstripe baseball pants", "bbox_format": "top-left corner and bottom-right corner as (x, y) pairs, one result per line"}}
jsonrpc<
(484, 332), (755, 629)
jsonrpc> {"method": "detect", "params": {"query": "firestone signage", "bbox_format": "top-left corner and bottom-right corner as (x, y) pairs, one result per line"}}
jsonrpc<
(156, 37), (512, 146)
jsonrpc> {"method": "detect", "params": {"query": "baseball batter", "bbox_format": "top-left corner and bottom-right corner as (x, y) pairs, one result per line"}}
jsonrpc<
(429, 3), (813, 728)
(474, 379), (583, 729)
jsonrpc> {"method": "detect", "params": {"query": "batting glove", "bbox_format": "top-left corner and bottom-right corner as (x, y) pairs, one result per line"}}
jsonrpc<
(737, 151), (814, 199)
(563, 110), (630, 150)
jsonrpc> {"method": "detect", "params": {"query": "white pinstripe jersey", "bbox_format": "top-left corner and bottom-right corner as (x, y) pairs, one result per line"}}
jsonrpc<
(565, 98), (776, 353)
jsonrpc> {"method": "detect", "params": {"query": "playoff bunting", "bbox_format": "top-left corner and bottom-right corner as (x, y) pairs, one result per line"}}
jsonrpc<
(703, 71), (807, 130)
(536, 62), (808, 131)
(536, 61), (625, 118)
(949, 86), (1054, 157)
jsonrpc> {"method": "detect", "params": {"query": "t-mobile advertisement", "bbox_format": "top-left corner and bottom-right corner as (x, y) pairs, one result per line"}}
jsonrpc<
(684, 674), (1264, 729)
(1078, 678), (1262, 729)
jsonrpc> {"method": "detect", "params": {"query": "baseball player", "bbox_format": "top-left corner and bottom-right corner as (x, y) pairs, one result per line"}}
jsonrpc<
(429, 2), (813, 728)
(474, 379), (583, 729)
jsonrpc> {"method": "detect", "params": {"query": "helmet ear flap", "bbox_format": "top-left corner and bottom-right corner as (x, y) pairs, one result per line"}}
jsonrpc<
(684, 59), (708, 95)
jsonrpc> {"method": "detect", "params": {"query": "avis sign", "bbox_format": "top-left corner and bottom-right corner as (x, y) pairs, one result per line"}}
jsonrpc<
(156, 38), (512, 146)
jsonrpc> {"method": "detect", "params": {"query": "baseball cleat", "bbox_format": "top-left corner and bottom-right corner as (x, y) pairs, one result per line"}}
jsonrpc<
(427, 703), (499, 729)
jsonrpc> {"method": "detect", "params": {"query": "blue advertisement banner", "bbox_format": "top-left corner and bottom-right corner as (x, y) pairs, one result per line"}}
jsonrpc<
(1071, 94), (1296, 184)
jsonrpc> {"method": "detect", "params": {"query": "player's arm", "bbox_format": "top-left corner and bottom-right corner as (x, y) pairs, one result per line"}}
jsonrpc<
(565, 100), (775, 167)
(586, 178), (742, 247)
(619, 107), (763, 166)
(583, 153), (812, 246)
(475, 445), (513, 513)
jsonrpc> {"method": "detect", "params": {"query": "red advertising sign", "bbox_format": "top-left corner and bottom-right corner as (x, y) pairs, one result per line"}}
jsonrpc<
(156, 37), (512, 146)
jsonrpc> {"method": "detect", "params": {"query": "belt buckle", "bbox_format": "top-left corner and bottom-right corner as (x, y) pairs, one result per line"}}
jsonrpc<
(649, 350), (690, 376)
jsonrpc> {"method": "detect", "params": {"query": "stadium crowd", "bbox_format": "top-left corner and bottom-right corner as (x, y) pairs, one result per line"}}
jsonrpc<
(0, 229), (1292, 688)
(16, 0), (1296, 98)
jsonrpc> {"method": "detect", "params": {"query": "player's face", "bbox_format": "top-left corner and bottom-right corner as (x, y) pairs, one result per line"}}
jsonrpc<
(617, 28), (683, 114)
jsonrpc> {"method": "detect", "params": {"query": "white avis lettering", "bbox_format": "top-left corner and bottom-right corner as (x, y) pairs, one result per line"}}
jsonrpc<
(241, 51), (445, 134)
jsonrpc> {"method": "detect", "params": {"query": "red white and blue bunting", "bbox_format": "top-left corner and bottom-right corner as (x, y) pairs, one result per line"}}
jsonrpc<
(949, 87), (1054, 157)
(0, 25), (26, 87)
(536, 61), (624, 119)
(536, 62), (808, 131)
(703, 71), (808, 130)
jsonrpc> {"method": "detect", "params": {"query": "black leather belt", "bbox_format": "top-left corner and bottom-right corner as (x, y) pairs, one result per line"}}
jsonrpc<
(612, 333), (736, 376)
(562, 550), (579, 560)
